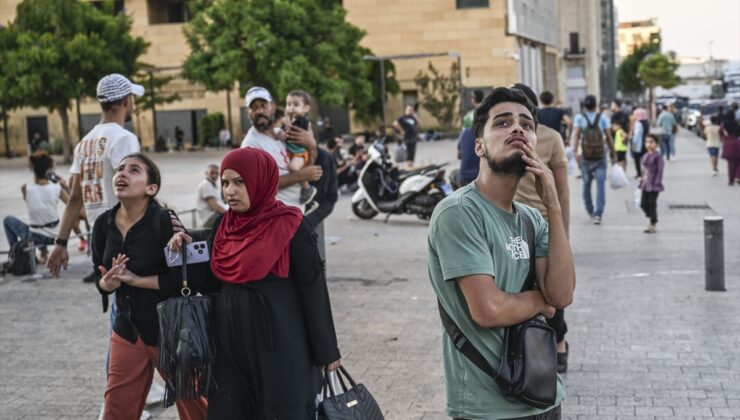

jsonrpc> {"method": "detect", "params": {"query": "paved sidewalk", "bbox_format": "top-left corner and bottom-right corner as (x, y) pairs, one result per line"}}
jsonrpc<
(1, 130), (738, 419)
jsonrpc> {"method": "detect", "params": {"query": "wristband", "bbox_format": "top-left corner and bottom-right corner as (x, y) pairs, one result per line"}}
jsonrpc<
(54, 238), (68, 247)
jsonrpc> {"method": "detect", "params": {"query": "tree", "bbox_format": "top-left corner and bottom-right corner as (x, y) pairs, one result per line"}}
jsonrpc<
(182, 0), (397, 125)
(414, 61), (461, 130)
(639, 53), (680, 120)
(1, 0), (148, 162)
(618, 42), (659, 98)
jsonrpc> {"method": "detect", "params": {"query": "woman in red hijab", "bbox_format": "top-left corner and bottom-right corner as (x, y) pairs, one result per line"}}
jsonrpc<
(169, 148), (341, 419)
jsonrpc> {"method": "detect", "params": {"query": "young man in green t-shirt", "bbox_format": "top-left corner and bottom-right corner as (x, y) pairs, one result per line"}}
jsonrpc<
(428, 87), (576, 420)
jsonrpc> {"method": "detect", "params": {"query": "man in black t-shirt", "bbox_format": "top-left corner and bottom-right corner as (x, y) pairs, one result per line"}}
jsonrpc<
(537, 91), (570, 142)
(392, 105), (420, 166)
(610, 99), (630, 136)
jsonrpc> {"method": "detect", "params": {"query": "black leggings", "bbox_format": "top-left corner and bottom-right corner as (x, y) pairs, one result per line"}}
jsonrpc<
(405, 141), (417, 162)
(632, 151), (644, 177)
(640, 190), (659, 224)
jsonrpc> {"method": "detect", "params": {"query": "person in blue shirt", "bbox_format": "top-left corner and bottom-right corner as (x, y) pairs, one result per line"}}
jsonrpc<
(571, 95), (616, 225)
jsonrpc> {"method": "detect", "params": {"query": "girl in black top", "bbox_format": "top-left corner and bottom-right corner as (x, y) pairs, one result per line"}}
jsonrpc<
(169, 148), (341, 419)
(93, 153), (208, 420)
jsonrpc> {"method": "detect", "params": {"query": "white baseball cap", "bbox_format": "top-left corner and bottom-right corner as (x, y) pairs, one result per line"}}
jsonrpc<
(96, 73), (145, 103)
(245, 86), (273, 107)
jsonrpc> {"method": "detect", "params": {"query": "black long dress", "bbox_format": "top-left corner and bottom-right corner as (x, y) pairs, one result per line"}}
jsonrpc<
(206, 218), (341, 419)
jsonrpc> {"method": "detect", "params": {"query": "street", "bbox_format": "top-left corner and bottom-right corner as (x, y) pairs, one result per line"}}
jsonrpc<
(1, 128), (739, 419)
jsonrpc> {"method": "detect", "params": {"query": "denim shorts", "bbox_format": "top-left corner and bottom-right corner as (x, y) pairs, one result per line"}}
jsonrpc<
(707, 147), (719, 157)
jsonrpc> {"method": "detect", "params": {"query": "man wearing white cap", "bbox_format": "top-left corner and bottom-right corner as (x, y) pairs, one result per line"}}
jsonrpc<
(240, 86), (323, 209)
(47, 73), (144, 276)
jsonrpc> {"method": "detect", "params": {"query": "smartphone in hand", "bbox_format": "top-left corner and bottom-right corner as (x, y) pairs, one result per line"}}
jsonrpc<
(164, 241), (210, 267)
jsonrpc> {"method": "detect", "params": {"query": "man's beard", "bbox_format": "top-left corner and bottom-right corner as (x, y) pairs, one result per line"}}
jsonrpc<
(252, 114), (273, 131)
(484, 146), (526, 178)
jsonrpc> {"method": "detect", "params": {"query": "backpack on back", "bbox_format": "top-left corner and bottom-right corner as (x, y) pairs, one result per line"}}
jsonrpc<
(581, 113), (606, 161)
(2, 239), (35, 276)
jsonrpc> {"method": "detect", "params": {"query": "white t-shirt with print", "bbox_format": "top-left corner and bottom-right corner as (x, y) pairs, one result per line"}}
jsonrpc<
(196, 179), (226, 222)
(69, 122), (140, 227)
(240, 127), (302, 210)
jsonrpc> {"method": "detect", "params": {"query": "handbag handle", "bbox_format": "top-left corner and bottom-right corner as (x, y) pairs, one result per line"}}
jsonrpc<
(180, 248), (191, 297)
(337, 366), (358, 389)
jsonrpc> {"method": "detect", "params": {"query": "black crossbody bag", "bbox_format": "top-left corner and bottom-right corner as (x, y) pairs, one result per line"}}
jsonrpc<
(438, 211), (558, 409)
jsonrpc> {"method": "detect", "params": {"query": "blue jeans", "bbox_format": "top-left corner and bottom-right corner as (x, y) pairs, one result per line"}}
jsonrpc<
(660, 134), (672, 160)
(581, 159), (607, 217)
(3, 215), (55, 251)
(669, 134), (676, 157)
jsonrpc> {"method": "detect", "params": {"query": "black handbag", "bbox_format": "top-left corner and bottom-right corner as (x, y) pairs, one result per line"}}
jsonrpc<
(438, 211), (557, 408)
(157, 245), (217, 407)
(318, 366), (384, 420)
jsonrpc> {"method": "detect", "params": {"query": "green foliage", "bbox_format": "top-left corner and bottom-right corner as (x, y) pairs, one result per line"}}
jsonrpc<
(199, 112), (224, 147)
(638, 53), (681, 89)
(51, 138), (64, 155)
(182, 0), (397, 124)
(0, 0), (148, 161)
(133, 72), (181, 111)
(618, 43), (659, 95)
(414, 61), (461, 130)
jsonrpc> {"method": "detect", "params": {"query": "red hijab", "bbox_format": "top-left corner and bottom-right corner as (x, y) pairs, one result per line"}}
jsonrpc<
(210, 148), (303, 283)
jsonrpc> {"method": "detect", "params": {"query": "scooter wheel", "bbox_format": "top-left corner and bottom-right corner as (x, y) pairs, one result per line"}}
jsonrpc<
(352, 199), (378, 219)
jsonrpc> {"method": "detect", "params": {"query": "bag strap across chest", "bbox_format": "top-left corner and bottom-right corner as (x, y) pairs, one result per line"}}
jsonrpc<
(437, 209), (537, 380)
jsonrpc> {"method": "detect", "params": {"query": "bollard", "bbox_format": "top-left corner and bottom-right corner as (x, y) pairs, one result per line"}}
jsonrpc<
(704, 216), (725, 291)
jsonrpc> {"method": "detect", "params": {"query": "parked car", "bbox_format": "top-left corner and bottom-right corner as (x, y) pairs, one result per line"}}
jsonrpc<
(683, 100), (702, 132)
(697, 100), (728, 138)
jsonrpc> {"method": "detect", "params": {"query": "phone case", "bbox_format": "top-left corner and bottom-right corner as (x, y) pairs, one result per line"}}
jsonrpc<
(164, 241), (210, 267)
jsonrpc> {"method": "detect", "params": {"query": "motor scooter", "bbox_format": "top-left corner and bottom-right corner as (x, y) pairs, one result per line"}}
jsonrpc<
(351, 142), (451, 221)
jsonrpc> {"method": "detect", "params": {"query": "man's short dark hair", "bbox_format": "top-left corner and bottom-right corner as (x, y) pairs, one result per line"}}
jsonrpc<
(539, 91), (554, 106)
(583, 95), (597, 111)
(472, 87), (538, 139)
(100, 96), (127, 113)
(287, 90), (312, 105)
(511, 83), (538, 107)
(472, 89), (485, 104)
(612, 98), (622, 107)
(327, 138), (338, 149)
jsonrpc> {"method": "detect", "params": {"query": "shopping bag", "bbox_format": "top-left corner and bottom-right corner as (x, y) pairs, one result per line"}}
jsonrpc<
(634, 187), (642, 210)
(565, 146), (576, 175)
(318, 366), (384, 420)
(609, 164), (628, 189)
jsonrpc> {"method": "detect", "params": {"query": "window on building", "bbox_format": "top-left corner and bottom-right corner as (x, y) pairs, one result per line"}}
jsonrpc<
(566, 65), (585, 80)
(148, 0), (190, 24)
(90, 0), (125, 14)
(568, 32), (581, 54)
(456, 0), (489, 9)
(402, 90), (419, 110)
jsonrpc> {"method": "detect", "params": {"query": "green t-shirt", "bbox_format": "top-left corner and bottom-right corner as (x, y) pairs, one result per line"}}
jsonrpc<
(462, 110), (475, 129)
(427, 183), (564, 419)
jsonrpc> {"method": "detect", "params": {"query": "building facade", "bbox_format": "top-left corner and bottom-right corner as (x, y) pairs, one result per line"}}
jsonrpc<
(2, 0), (585, 155)
(558, 0), (604, 112)
(617, 18), (661, 60)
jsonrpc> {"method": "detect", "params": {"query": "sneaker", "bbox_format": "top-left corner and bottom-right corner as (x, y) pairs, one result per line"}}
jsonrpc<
(83, 270), (100, 283)
(78, 237), (88, 252)
(305, 201), (320, 215)
(712, 170), (718, 177)
(592, 215), (602, 225)
(299, 185), (317, 204)
(146, 381), (166, 405)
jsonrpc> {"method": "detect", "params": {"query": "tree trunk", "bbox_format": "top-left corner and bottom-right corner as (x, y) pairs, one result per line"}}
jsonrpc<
(648, 86), (655, 123)
(58, 106), (72, 164)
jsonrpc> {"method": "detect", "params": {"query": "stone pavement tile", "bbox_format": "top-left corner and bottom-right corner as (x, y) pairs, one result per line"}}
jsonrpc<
(689, 397), (729, 408)
(711, 407), (740, 417)
(597, 405), (636, 416)
(634, 406), (674, 416)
